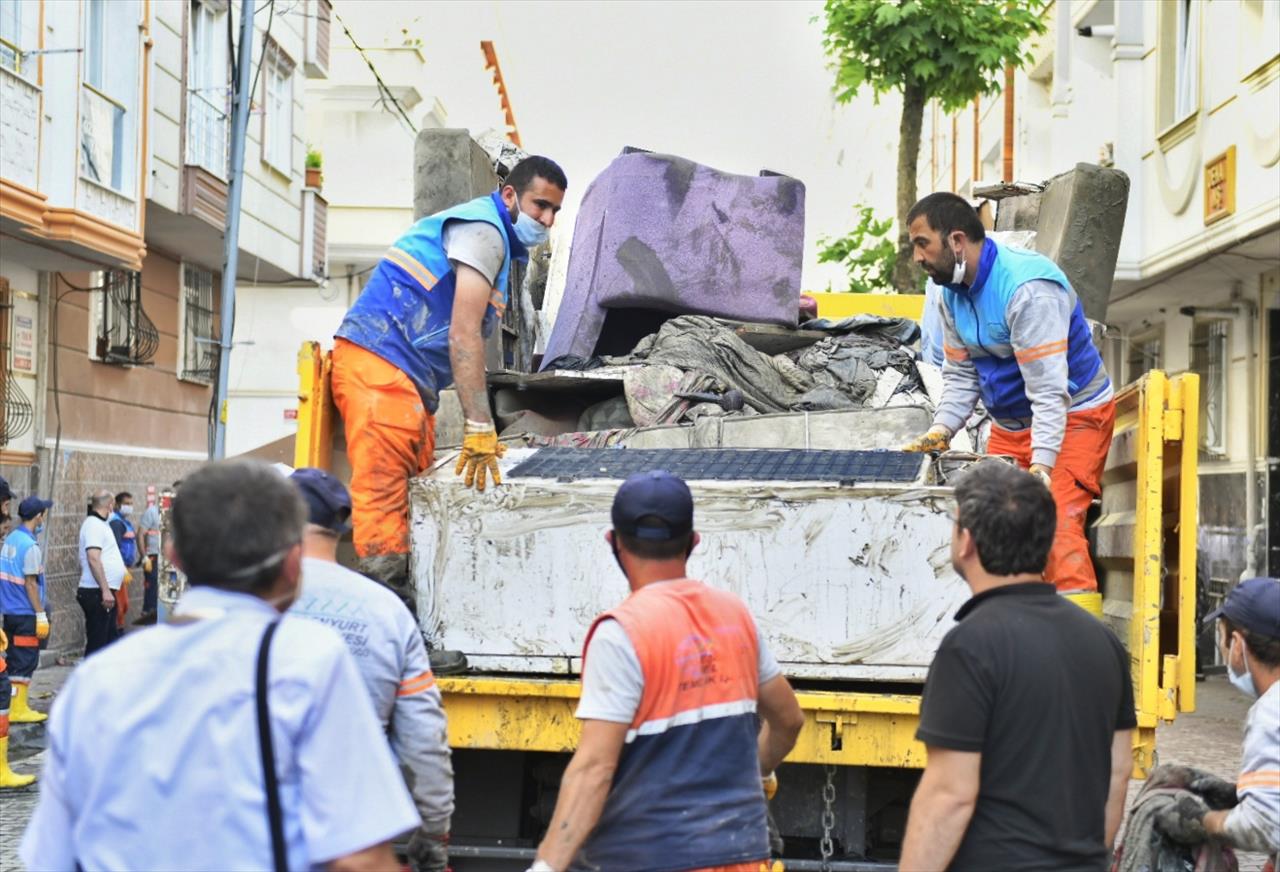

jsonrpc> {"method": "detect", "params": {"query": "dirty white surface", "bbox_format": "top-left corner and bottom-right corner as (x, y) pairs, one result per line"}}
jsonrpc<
(411, 449), (968, 682)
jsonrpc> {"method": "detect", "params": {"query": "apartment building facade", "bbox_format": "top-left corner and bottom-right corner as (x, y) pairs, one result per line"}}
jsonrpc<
(918, 0), (1280, 584)
(0, 0), (327, 655)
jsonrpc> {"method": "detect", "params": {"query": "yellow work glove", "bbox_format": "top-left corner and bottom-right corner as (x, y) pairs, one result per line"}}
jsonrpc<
(1029, 463), (1053, 489)
(455, 420), (507, 492)
(143, 556), (153, 573)
(0, 627), (7, 650)
(35, 611), (49, 641)
(762, 771), (778, 800)
(901, 426), (952, 453)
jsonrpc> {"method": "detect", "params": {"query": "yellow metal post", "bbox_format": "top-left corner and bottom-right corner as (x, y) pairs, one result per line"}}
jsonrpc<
(1173, 373), (1199, 713)
(294, 341), (335, 470)
(1131, 370), (1167, 730)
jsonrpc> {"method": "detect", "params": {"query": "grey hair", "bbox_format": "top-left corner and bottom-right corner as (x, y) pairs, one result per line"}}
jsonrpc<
(172, 460), (306, 593)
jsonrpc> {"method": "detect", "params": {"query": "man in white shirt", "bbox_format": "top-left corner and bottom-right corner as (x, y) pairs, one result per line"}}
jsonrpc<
(289, 468), (454, 872)
(21, 459), (419, 871)
(76, 490), (127, 655)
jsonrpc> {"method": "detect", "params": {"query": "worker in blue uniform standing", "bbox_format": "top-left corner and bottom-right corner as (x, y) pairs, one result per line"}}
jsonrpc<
(1, 495), (53, 726)
(332, 156), (567, 640)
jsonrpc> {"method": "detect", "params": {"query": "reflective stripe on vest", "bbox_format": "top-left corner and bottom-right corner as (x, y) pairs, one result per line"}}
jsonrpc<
(575, 580), (769, 872)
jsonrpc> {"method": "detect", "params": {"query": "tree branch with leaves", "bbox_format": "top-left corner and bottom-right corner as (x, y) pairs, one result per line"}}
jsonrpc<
(822, 0), (1047, 292)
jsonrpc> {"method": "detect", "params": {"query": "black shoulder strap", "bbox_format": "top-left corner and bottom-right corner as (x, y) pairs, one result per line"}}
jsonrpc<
(256, 619), (288, 872)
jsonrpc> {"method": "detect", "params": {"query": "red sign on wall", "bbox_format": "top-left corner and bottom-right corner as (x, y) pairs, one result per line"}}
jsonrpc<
(284, 409), (299, 420)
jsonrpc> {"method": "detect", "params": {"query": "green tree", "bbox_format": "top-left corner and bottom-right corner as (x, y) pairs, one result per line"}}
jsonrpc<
(822, 0), (1047, 292)
(817, 205), (903, 293)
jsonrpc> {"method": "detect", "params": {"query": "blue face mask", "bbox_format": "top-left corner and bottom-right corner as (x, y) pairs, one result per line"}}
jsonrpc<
(1227, 636), (1258, 699)
(513, 205), (549, 248)
(34, 523), (44, 536)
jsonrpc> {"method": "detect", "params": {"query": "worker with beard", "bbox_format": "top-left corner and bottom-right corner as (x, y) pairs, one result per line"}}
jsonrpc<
(900, 192), (1114, 611)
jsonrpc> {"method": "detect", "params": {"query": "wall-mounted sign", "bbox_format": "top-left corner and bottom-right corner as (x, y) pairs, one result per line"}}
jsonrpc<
(11, 295), (38, 375)
(1204, 146), (1237, 226)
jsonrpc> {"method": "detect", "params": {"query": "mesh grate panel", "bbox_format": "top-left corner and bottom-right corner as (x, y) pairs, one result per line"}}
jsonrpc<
(507, 448), (924, 484)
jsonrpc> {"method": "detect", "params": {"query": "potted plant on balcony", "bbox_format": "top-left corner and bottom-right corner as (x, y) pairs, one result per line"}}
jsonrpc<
(305, 147), (323, 190)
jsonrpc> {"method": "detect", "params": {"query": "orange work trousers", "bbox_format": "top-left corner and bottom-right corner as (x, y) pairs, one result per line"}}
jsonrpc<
(986, 400), (1116, 593)
(331, 339), (436, 559)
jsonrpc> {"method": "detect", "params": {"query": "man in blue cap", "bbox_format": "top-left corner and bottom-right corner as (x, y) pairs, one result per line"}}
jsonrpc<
(287, 468), (454, 872)
(531, 471), (804, 872)
(1154, 577), (1280, 868)
(1, 495), (53, 725)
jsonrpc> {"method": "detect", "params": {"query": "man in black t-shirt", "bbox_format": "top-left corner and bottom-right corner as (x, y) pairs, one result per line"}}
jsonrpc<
(899, 460), (1136, 871)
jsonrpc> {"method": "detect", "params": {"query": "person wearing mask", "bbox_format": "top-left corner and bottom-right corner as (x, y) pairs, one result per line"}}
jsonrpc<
(332, 156), (567, 650)
(108, 492), (139, 634)
(1, 489), (45, 789)
(135, 493), (162, 625)
(530, 471), (805, 872)
(0, 496), (54, 725)
(1151, 577), (1280, 869)
(289, 468), (454, 872)
(900, 193), (1114, 614)
(77, 491), (127, 655)
(22, 460), (420, 869)
(899, 461), (1136, 871)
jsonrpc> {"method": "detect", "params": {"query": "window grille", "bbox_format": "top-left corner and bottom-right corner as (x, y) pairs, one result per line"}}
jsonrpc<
(0, 277), (33, 447)
(1190, 319), (1228, 455)
(181, 265), (218, 382)
(1126, 334), (1162, 384)
(96, 270), (159, 366)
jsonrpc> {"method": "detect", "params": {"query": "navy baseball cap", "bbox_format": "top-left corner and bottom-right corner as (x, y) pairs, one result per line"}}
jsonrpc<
(1205, 577), (1280, 639)
(18, 496), (53, 520)
(289, 468), (352, 534)
(0, 476), (12, 501)
(611, 470), (694, 540)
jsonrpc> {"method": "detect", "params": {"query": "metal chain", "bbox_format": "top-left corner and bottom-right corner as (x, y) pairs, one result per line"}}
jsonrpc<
(820, 763), (837, 872)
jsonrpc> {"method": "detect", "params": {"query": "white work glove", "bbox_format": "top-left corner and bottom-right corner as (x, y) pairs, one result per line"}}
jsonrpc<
(1029, 463), (1053, 489)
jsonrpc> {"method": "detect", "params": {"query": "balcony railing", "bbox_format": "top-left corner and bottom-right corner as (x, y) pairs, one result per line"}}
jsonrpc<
(186, 87), (228, 177)
(81, 84), (126, 190)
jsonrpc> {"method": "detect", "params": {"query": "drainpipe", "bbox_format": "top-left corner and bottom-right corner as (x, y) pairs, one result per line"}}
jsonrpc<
(1237, 288), (1260, 580)
(212, 0), (255, 459)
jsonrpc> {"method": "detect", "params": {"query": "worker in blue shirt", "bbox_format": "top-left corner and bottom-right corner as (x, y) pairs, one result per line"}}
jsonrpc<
(21, 460), (419, 869)
(332, 156), (566, 626)
(1, 496), (53, 727)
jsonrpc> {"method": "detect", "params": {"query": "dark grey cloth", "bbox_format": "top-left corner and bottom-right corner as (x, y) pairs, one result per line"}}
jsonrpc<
(1114, 765), (1240, 872)
(803, 313), (922, 344)
(607, 315), (814, 413)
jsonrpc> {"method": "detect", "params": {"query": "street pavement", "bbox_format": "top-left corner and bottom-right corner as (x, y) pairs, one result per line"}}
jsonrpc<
(0, 668), (1270, 869)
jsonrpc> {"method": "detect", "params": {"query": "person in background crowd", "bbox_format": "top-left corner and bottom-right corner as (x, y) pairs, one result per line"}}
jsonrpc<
(136, 492), (162, 625)
(0, 486), (43, 793)
(77, 491), (126, 656)
(1151, 577), (1280, 869)
(289, 468), (454, 872)
(899, 461), (1135, 871)
(1, 496), (54, 726)
(531, 471), (804, 872)
(21, 460), (420, 870)
(108, 493), (139, 634)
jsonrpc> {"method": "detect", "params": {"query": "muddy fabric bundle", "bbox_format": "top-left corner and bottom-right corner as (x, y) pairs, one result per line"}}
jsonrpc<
(607, 315), (815, 413)
(1113, 764), (1239, 872)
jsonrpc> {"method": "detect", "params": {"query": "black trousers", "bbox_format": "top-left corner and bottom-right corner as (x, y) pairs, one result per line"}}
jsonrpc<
(76, 588), (117, 656)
